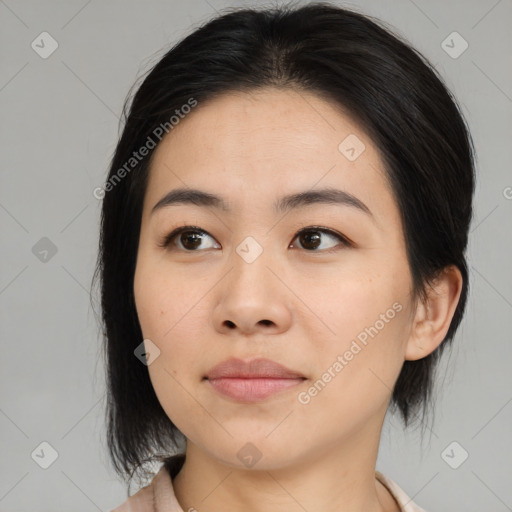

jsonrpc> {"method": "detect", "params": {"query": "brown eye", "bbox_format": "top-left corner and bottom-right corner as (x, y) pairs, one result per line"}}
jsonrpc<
(290, 227), (351, 252)
(159, 226), (220, 251)
(178, 230), (206, 250)
(159, 225), (351, 253)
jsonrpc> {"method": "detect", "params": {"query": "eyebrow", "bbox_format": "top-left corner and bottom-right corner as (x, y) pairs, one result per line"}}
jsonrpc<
(151, 187), (374, 219)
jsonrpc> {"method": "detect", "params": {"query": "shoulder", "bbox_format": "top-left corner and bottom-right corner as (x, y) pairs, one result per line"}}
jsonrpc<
(111, 465), (428, 512)
(111, 465), (183, 512)
(111, 482), (154, 512)
(375, 471), (429, 512)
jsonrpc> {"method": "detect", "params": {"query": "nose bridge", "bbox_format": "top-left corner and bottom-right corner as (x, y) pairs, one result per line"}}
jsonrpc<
(228, 233), (274, 298)
(211, 232), (292, 334)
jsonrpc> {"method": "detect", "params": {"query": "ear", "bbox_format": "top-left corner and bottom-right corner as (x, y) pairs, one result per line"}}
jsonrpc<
(405, 265), (463, 361)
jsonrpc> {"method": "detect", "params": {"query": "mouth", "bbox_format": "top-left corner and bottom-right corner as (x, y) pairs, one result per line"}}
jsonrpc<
(204, 357), (307, 402)
(206, 377), (305, 401)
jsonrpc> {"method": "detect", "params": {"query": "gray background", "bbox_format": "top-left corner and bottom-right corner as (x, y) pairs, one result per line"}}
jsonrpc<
(1, 0), (511, 510)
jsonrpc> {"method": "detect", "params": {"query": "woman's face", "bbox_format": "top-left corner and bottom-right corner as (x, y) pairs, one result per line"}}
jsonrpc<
(134, 88), (416, 469)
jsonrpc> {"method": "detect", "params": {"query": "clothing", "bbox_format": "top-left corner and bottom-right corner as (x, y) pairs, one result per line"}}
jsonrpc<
(375, 471), (428, 512)
(111, 460), (428, 512)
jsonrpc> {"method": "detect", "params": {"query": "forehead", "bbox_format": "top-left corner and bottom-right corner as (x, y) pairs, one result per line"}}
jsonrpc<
(144, 88), (395, 222)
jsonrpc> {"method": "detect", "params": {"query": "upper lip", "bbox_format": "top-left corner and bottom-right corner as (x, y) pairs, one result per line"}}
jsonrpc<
(205, 358), (305, 380)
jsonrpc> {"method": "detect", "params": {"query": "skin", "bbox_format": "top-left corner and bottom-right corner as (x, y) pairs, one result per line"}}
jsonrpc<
(133, 88), (462, 512)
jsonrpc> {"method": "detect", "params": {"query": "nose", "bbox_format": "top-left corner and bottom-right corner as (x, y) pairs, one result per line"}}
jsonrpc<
(211, 247), (292, 337)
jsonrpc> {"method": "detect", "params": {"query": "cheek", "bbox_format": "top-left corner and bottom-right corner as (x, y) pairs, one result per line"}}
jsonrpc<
(146, 358), (203, 442)
(134, 259), (208, 376)
(134, 257), (198, 339)
(295, 305), (408, 440)
(134, 266), (207, 434)
(300, 268), (409, 394)
(301, 265), (404, 339)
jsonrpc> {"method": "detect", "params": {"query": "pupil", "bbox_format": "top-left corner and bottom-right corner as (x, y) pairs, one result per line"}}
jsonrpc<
(301, 231), (320, 249)
(182, 232), (202, 249)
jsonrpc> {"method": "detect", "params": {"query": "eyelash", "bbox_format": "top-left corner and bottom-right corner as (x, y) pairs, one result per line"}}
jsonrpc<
(157, 225), (352, 253)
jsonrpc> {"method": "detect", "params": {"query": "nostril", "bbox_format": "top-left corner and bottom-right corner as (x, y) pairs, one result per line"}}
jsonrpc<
(259, 319), (272, 326)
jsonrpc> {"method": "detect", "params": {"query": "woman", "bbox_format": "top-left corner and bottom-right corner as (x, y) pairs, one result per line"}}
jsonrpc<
(95, 3), (475, 511)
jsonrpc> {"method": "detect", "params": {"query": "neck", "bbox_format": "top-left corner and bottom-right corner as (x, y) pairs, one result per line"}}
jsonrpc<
(172, 417), (399, 512)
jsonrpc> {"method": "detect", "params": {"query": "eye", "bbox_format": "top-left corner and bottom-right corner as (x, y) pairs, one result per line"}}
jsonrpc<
(158, 225), (351, 252)
(289, 226), (351, 253)
(158, 225), (220, 251)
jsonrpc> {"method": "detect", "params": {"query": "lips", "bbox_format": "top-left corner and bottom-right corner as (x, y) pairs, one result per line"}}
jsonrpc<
(204, 358), (306, 402)
(205, 357), (305, 380)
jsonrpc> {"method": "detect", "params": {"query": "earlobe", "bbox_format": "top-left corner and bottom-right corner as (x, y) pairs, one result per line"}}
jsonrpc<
(405, 265), (463, 361)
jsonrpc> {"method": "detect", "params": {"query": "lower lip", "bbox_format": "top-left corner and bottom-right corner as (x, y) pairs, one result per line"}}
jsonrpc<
(206, 377), (305, 402)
